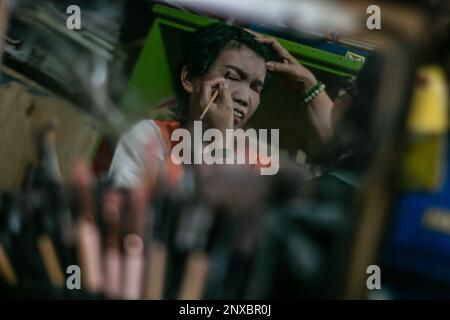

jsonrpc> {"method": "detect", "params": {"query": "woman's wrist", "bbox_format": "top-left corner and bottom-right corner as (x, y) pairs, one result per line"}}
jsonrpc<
(301, 81), (326, 104)
(299, 75), (318, 92)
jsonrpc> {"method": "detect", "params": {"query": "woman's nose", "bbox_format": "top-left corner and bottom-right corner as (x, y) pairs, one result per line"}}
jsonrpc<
(231, 86), (250, 107)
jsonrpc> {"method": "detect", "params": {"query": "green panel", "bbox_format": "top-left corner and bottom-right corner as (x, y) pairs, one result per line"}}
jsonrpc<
(120, 21), (175, 118)
(158, 19), (197, 33)
(121, 4), (365, 118)
(153, 3), (217, 28)
(277, 38), (362, 75)
(152, 4), (364, 75)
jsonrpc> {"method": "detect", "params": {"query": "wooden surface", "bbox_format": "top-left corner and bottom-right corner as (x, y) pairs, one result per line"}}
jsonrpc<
(0, 68), (99, 190)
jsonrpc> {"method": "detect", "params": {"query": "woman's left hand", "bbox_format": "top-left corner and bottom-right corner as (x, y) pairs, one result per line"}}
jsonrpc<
(253, 33), (335, 143)
(254, 35), (318, 91)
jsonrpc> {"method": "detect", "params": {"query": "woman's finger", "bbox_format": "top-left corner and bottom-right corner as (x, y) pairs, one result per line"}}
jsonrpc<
(200, 77), (225, 106)
(245, 28), (262, 38)
(218, 82), (232, 110)
(266, 61), (298, 76)
(256, 36), (296, 64)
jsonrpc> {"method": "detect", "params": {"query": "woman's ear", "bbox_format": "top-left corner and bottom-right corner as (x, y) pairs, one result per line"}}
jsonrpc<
(180, 66), (194, 93)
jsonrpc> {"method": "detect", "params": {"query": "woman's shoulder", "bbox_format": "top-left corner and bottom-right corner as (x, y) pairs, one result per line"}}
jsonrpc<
(122, 119), (163, 143)
(122, 119), (183, 154)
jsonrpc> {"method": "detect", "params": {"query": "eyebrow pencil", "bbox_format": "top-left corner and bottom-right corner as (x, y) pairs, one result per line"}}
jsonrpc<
(199, 71), (230, 120)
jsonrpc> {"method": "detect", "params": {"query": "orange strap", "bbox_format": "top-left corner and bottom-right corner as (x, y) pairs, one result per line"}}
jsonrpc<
(153, 120), (185, 187)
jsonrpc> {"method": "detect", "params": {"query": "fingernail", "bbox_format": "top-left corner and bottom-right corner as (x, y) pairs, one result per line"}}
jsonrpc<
(266, 62), (274, 69)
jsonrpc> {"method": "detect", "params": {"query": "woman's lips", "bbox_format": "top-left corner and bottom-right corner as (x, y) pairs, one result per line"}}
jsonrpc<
(233, 109), (244, 126)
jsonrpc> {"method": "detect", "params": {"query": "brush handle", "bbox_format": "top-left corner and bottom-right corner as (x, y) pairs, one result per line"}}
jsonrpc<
(199, 89), (220, 120)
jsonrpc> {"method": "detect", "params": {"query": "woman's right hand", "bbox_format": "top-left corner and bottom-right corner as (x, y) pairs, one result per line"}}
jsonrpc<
(193, 77), (233, 134)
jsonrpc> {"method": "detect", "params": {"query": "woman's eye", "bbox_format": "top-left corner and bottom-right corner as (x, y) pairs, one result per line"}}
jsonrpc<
(252, 86), (262, 94)
(227, 71), (239, 80)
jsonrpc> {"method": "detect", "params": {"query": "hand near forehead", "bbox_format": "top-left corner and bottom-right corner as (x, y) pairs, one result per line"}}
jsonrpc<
(249, 31), (334, 143)
(253, 34), (318, 90)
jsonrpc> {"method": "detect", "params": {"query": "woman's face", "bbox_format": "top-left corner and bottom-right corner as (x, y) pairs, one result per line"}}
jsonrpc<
(191, 45), (267, 128)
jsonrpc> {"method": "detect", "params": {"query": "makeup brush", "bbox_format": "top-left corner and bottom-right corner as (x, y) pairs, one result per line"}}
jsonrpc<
(199, 72), (230, 120)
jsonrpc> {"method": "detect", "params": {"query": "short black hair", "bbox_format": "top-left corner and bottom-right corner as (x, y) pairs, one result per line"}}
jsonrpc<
(182, 22), (275, 79)
(175, 23), (276, 119)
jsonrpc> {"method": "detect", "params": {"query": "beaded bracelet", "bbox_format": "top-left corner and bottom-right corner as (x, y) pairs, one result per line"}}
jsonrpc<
(302, 81), (326, 104)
